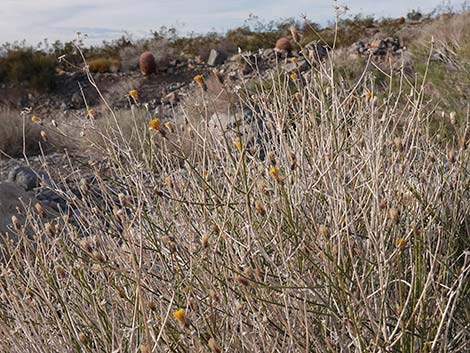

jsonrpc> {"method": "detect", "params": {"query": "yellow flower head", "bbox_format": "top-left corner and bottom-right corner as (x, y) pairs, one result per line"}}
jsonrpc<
(364, 90), (373, 101)
(235, 139), (242, 151)
(31, 115), (39, 122)
(396, 238), (407, 251)
(290, 57), (297, 63)
(290, 72), (298, 80)
(193, 74), (204, 85)
(129, 89), (138, 101)
(173, 308), (186, 325)
(164, 121), (172, 130)
(149, 118), (161, 131)
(269, 167), (279, 178)
(87, 108), (95, 118)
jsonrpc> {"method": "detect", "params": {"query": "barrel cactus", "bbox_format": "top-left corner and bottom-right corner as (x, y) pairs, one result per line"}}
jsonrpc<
(139, 51), (156, 76)
(275, 37), (292, 53)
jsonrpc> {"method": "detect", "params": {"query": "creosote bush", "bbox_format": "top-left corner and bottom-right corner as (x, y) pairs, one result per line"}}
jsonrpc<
(0, 48), (57, 91)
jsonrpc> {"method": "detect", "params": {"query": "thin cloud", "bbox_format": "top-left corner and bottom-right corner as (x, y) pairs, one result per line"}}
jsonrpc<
(0, 0), (466, 45)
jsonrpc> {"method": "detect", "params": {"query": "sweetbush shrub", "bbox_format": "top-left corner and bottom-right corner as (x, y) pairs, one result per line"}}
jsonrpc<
(0, 35), (469, 353)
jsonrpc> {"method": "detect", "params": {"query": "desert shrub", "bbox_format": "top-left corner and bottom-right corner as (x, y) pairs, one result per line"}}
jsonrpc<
(88, 57), (121, 73)
(0, 108), (68, 158)
(407, 9), (423, 21)
(171, 18), (298, 59)
(119, 37), (178, 72)
(301, 14), (377, 48)
(0, 48), (56, 91)
(1, 47), (469, 353)
(172, 32), (228, 61)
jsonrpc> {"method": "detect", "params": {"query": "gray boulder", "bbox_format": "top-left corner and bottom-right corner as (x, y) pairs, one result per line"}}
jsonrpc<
(8, 166), (49, 191)
(303, 41), (328, 62)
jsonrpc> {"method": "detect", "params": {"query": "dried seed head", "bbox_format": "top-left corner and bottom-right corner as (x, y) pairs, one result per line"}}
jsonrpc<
(243, 267), (253, 280)
(168, 241), (176, 253)
(459, 134), (468, 150)
(147, 301), (157, 311)
(208, 337), (221, 353)
(163, 176), (174, 188)
(11, 215), (21, 230)
(449, 111), (456, 125)
(236, 275), (250, 287)
(113, 207), (125, 223)
(212, 68), (224, 84)
(209, 289), (219, 303)
(56, 266), (67, 279)
(289, 151), (297, 171)
(44, 222), (54, 236)
(319, 224), (329, 238)
(162, 236), (176, 253)
(118, 193), (130, 207)
(164, 121), (173, 133)
(92, 251), (105, 263)
(78, 332), (88, 344)
(211, 223), (219, 234)
(448, 150), (456, 163)
(394, 137), (403, 152)
(117, 287), (127, 298)
(34, 203), (45, 217)
(255, 200), (266, 216)
(268, 152), (276, 166)
(389, 207), (400, 225)
(80, 239), (93, 253)
(79, 178), (89, 194)
(289, 25), (300, 42)
(201, 234), (210, 248)
(379, 199), (388, 210)
(396, 238), (407, 251)
(40, 130), (48, 141)
(139, 344), (151, 353)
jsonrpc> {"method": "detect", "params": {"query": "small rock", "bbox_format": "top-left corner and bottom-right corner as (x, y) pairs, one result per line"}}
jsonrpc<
(303, 41), (328, 62)
(162, 92), (178, 105)
(71, 92), (84, 108)
(284, 59), (309, 73)
(0, 182), (55, 247)
(262, 48), (276, 60)
(207, 49), (226, 66)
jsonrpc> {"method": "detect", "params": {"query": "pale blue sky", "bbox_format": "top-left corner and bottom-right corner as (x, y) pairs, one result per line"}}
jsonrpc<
(1, 0), (466, 45)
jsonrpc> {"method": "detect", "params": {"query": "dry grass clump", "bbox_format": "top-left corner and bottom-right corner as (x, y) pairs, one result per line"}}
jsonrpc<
(0, 36), (469, 353)
(88, 57), (121, 73)
(410, 11), (470, 127)
(0, 108), (68, 158)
